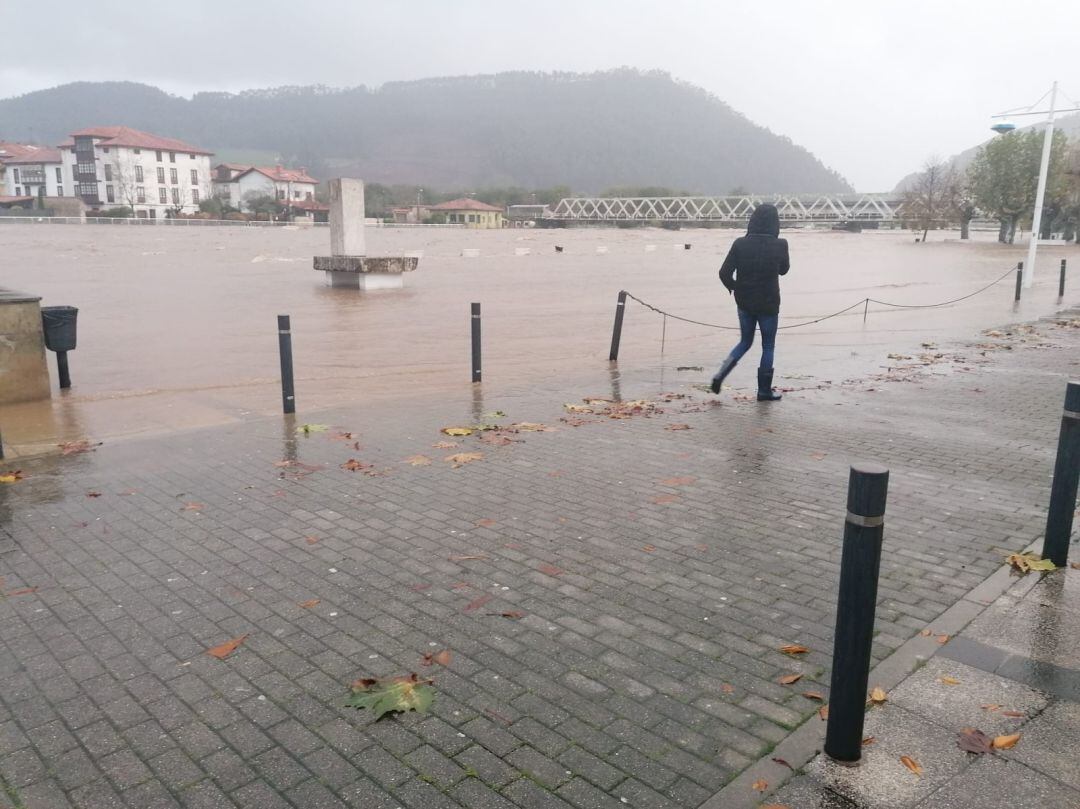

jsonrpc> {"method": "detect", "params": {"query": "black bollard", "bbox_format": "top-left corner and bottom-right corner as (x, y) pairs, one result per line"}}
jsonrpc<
(1041, 381), (1080, 567)
(471, 302), (482, 383)
(56, 352), (71, 389)
(277, 315), (295, 415)
(0, 426), (4, 460)
(825, 463), (890, 764)
(1060, 259), (1067, 299)
(609, 290), (627, 362)
(1014, 261), (1024, 302)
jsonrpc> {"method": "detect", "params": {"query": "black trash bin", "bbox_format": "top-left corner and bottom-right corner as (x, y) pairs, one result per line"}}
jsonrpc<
(41, 306), (78, 352)
(40, 305), (78, 388)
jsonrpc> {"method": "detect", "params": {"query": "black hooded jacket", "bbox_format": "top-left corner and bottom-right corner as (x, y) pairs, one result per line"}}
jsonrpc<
(718, 204), (790, 316)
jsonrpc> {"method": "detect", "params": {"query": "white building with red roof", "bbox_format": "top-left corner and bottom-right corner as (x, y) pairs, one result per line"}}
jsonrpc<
(0, 142), (65, 202)
(211, 163), (319, 213)
(58, 126), (214, 217)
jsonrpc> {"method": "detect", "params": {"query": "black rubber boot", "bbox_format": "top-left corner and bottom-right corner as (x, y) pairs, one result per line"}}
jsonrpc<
(710, 356), (738, 394)
(756, 369), (782, 401)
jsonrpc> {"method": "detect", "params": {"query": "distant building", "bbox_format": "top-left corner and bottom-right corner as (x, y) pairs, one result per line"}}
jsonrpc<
(428, 198), (504, 228)
(0, 143), (64, 203)
(212, 164), (318, 212)
(391, 205), (432, 224)
(57, 126), (213, 217)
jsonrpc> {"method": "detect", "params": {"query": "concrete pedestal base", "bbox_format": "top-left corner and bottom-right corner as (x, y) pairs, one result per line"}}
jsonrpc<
(0, 290), (51, 403)
(313, 255), (418, 291)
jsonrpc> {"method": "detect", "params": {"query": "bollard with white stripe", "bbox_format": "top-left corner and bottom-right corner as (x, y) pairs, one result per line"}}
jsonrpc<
(471, 303), (482, 383)
(825, 463), (889, 763)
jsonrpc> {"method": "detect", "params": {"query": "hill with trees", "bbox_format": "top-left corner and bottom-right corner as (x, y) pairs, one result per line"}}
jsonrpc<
(0, 70), (851, 196)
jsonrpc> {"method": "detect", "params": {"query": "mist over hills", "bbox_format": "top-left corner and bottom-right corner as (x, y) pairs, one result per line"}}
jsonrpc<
(0, 70), (852, 195)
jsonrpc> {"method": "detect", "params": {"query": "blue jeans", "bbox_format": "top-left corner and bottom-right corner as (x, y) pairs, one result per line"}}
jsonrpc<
(727, 309), (778, 370)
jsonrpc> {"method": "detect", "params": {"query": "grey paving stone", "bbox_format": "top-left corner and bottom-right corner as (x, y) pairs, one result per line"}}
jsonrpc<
(921, 756), (1080, 809)
(285, 779), (349, 809)
(230, 779), (293, 809)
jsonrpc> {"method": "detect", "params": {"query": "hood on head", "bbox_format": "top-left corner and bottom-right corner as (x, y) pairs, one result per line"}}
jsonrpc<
(746, 203), (780, 237)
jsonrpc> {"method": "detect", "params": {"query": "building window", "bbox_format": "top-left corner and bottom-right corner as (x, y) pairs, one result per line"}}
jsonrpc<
(106, 185), (115, 203)
(55, 167), (62, 183)
(149, 209), (156, 220)
(12, 168), (20, 183)
(104, 164), (113, 181)
(190, 169), (198, 185)
(306, 192), (313, 200)
(137, 187), (146, 203)
(156, 167), (165, 184)
(156, 150), (163, 162)
(159, 188), (167, 203)
(103, 147), (109, 154)
(134, 148), (141, 155)
(77, 163), (96, 177)
(39, 186), (46, 199)
(189, 153), (195, 160)
(171, 188), (179, 205)
(135, 165), (144, 182)
(14, 186), (20, 196)
(170, 168), (178, 184)
(57, 186), (64, 197)
(169, 152), (176, 163)
(293, 190), (300, 199)
(192, 189), (200, 204)
(77, 183), (97, 196)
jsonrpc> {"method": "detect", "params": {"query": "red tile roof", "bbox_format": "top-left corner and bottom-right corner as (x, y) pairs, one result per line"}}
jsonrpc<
(287, 198), (329, 212)
(0, 196), (35, 205)
(3, 147), (63, 164)
(0, 142), (54, 163)
(231, 165), (318, 185)
(429, 198), (503, 212)
(60, 126), (213, 156)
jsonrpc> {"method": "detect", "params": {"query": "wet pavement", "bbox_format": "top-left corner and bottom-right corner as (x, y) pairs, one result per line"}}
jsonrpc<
(1, 294), (1078, 808)
(0, 223), (1075, 453)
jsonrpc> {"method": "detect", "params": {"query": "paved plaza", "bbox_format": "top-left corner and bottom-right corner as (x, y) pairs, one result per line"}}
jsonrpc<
(1, 311), (1079, 809)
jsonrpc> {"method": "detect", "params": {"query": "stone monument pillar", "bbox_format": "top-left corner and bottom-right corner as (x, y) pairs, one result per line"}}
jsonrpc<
(314, 178), (418, 290)
(0, 290), (51, 404)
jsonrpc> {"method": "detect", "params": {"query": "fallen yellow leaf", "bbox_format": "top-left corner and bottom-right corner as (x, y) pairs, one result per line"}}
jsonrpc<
(751, 779), (768, 792)
(441, 427), (474, 436)
(900, 755), (922, 776)
(779, 644), (809, 655)
(298, 599), (320, 609)
(940, 676), (961, 685)
(869, 687), (888, 704)
(0, 471), (24, 484)
(992, 733), (1020, 750)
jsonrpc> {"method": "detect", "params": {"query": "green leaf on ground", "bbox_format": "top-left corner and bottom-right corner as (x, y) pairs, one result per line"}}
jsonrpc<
(296, 423), (328, 434)
(346, 674), (434, 719)
(1006, 552), (1056, 574)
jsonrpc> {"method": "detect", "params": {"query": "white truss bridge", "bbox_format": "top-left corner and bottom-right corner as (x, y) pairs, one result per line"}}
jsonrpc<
(548, 194), (905, 223)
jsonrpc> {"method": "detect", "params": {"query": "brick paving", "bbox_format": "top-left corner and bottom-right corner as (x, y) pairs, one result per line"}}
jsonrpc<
(1, 313), (1078, 808)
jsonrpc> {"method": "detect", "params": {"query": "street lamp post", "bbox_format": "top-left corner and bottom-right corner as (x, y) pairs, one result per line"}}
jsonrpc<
(990, 82), (1080, 289)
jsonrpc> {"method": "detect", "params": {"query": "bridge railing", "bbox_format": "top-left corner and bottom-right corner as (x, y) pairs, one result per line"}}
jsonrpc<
(549, 194), (906, 222)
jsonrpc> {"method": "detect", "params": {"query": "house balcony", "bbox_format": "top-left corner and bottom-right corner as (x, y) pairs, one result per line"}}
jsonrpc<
(16, 168), (46, 184)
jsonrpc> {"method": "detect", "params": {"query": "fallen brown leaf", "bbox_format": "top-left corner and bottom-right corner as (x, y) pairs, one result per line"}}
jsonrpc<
(920, 629), (933, 637)
(652, 494), (679, 505)
(421, 649), (452, 667)
(432, 441), (458, 449)
(475, 518), (497, 528)
(487, 611), (524, 619)
(450, 555), (489, 562)
(298, 599), (320, 609)
(869, 687), (888, 704)
(341, 459), (372, 472)
(778, 673), (803, 685)
(981, 704), (1001, 712)
(771, 757), (793, 771)
(642, 544), (657, 552)
(810, 452), (827, 460)
(478, 432), (518, 446)
(1071, 562), (1080, 570)
(818, 705), (829, 720)
(721, 683), (735, 694)
(862, 736), (875, 746)
(992, 733), (1020, 750)
(5, 586), (37, 597)
(936, 634), (950, 645)
(538, 563), (564, 577)
(182, 502), (204, 511)
(404, 455), (432, 466)
(511, 422), (552, 432)
(305, 536), (319, 545)
(464, 593), (493, 612)
(751, 779), (768, 792)
(661, 476), (696, 486)
(957, 728), (994, 755)
(446, 452), (484, 468)
(1001, 710), (1026, 718)
(940, 676), (961, 685)
(59, 439), (101, 455)
(779, 644), (809, 655)
(900, 755), (922, 776)
(206, 634), (249, 660)
(665, 423), (691, 431)
(802, 691), (824, 701)
(86, 491), (102, 498)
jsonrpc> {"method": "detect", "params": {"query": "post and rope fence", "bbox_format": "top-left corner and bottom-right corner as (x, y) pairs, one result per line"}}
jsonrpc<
(1015, 261), (1024, 302)
(1041, 381), (1080, 567)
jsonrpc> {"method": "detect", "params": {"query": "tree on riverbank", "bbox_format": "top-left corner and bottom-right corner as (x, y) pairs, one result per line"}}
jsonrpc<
(968, 129), (1069, 243)
(902, 159), (955, 242)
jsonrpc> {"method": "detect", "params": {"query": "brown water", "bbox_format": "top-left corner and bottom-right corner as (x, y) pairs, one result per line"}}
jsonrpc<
(0, 223), (1073, 453)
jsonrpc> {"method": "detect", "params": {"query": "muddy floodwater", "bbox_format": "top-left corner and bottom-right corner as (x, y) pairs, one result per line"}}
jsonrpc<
(0, 223), (1074, 453)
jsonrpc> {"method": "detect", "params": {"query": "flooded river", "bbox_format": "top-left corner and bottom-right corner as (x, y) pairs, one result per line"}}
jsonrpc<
(0, 223), (1074, 453)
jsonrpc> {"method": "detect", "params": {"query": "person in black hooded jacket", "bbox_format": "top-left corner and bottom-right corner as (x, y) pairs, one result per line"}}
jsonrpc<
(710, 203), (789, 400)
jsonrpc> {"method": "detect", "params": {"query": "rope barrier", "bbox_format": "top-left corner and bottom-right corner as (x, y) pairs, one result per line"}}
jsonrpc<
(622, 265), (1019, 332)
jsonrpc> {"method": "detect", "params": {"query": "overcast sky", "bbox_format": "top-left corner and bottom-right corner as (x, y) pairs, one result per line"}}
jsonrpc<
(3, 0), (1078, 190)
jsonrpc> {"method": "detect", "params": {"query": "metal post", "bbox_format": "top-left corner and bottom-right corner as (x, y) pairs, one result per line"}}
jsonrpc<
(1024, 81), (1057, 290)
(825, 463), (890, 763)
(863, 298), (869, 325)
(1041, 381), (1080, 567)
(0, 426), (4, 460)
(56, 351), (71, 389)
(471, 302), (482, 383)
(609, 290), (627, 362)
(277, 315), (295, 414)
(1015, 262), (1024, 302)
(1060, 259), (1067, 299)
